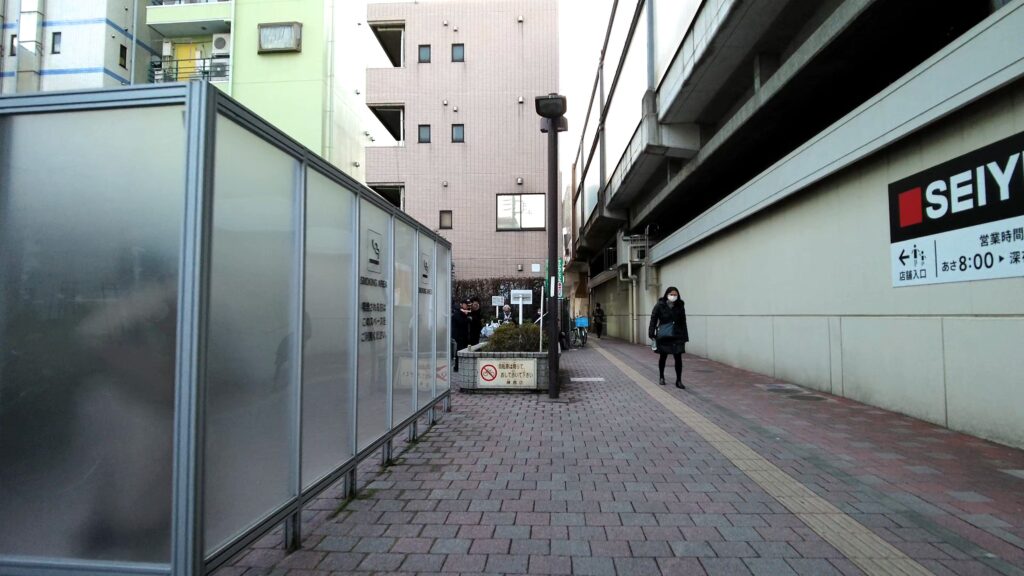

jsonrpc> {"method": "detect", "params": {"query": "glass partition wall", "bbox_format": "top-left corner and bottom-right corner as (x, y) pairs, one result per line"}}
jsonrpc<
(0, 82), (453, 576)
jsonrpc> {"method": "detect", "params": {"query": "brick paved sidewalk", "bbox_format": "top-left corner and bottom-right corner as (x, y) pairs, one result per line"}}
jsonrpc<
(217, 338), (1024, 576)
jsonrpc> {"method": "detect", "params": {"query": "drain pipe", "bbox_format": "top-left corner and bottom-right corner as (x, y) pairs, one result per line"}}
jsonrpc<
(618, 261), (638, 343)
(0, 1), (6, 93)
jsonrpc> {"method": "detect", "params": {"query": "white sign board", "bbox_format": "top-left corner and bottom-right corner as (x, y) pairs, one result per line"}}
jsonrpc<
(888, 131), (1024, 287)
(510, 289), (533, 305)
(476, 358), (537, 389)
(890, 217), (1024, 286)
(491, 295), (505, 307)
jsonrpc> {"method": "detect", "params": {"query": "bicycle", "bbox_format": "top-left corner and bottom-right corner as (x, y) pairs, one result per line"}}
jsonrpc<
(570, 316), (589, 348)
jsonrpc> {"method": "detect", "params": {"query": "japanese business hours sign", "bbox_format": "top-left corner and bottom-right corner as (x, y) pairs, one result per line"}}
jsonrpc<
(888, 130), (1024, 287)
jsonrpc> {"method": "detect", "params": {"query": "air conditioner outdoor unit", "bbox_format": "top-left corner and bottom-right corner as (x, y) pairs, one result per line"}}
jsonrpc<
(162, 40), (174, 58)
(212, 33), (231, 56)
(210, 60), (229, 79)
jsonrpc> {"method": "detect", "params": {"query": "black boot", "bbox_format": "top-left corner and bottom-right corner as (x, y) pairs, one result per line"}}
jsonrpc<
(675, 380), (685, 389)
(659, 377), (666, 386)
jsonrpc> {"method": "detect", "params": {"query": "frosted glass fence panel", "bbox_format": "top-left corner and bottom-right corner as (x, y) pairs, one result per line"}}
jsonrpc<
(0, 84), (452, 576)
(357, 199), (391, 450)
(302, 170), (357, 489)
(417, 236), (436, 409)
(435, 246), (451, 393)
(204, 115), (299, 554)
(392, 221), (417, 425)
(0, 106), (184, 563)
(604, 2), (648, 170)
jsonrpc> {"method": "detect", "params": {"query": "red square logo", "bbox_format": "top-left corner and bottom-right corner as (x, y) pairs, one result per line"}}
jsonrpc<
(898, 187), (923, 228)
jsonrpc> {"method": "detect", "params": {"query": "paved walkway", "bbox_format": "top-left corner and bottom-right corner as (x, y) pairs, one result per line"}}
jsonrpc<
(218, 338), (1024, 575)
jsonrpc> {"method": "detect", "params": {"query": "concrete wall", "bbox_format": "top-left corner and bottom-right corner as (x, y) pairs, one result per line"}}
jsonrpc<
(233, 0), (325, 153)
(656, 79), (1024, 448)
(365, 0), (558, 280)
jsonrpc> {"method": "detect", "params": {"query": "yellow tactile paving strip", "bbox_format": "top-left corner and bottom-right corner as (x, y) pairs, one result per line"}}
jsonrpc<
(593, 344), (935, 576)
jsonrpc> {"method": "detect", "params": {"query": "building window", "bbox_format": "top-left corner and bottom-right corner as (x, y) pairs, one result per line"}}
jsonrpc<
(9, 35), (16, 57)
(439, 210), (453, 229)
(418, 124), (431, 143)
(452, 124), (464, 143)
(119, 44), (128, 68)
(496, 194), (545, 231)
(452, 43), (464, 62)
(51, 32), (61, 54)
(258, 22), (303, 53)
(419, 44), (432, 63)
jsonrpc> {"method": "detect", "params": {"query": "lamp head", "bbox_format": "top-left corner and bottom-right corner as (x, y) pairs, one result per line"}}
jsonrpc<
(535, 93), (567, 119)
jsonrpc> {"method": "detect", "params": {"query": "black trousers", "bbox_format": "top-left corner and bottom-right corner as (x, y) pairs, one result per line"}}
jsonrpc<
(658, 352), (682, 381)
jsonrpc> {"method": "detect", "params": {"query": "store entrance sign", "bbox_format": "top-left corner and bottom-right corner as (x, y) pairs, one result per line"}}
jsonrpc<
(888, 130), (1024, 287)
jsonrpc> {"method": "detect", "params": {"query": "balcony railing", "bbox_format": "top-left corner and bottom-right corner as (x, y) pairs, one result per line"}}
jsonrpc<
(150, 57), (230, 83)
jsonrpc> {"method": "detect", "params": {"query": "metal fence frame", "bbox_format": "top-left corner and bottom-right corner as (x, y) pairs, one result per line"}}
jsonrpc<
(0, 81), (453, 576)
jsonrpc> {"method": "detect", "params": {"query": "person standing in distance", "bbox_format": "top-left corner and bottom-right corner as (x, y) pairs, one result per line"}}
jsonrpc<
(648, 287), (689, 388)
(499, 304), (517, 325)
(468, 296), (483, 346)
(592, 303), (606, 339)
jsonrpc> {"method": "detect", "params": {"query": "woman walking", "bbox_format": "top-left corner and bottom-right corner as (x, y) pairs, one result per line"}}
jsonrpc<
(648, 286), (689, 388)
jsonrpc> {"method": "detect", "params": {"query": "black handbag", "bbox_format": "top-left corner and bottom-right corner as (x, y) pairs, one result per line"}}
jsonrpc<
(656, 321), (674, 340)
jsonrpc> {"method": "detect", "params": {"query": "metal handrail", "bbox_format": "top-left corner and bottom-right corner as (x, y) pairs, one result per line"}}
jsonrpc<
(150, 57), (230, 83)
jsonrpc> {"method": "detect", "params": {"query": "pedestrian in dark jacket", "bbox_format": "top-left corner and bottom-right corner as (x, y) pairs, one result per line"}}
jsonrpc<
(648, 286), (689, 388)
(452, 299), (471, 351)
(468, 296), (483, 345)
(592, 303), (606, 339)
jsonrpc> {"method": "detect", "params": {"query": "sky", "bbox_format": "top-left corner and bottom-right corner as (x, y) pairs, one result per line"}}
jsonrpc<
(558, 0), (615, 191)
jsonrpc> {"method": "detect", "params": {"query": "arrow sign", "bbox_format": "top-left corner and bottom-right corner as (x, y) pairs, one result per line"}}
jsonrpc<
(1000, 255), (1005, 263)
(899, 249), (909, 266)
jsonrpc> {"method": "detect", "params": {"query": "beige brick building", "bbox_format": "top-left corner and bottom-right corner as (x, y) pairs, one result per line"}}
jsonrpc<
(365, 0), (558, 280)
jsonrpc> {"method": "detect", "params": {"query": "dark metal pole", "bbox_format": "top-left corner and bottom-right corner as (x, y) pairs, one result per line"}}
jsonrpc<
(547, 119), (559, 399)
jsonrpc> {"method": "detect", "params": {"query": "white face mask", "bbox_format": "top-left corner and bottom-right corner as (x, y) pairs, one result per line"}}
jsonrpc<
(667, 295), (678, 303)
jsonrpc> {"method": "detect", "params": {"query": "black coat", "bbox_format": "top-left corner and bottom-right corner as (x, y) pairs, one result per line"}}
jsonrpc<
(468, 309), (483, 345)
(452, 306), (470, 349)
(648, 298), (689, 354)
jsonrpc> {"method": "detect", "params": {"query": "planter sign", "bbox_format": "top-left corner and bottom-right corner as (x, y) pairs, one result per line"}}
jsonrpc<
(476, 358), (537, 389)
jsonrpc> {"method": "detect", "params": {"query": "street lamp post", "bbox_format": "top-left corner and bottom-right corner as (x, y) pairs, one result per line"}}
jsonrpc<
(535, 93), (567, 399)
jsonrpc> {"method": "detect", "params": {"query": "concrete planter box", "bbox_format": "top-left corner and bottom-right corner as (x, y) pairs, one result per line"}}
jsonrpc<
(455, 344), (553, 392)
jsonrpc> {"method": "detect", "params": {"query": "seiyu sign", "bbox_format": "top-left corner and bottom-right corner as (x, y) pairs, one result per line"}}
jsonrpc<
(888, 130), (1024, 287)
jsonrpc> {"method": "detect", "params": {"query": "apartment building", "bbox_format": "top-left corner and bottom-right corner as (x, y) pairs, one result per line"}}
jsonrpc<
(365, 0), (559, 280)
(567, 0), (1024, 448)
(1, 0), (158, 92)
(2, 0), (391, 185)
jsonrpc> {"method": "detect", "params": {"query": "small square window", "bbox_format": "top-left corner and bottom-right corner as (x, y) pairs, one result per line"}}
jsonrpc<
(418, 44), (431, 63)
(258, 22), (303, 53)
(452, 124), (465, 143)
(51, 32), (61, 54)
(9, 35), (17, 57)
(452, 43), (464, 62)
(119, 44), (127, 68)
(418, 124), (431, 143)
(440, 210), (453, 229)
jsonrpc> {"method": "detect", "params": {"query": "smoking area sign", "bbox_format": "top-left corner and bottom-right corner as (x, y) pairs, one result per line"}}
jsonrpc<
(476, 359), (537, 389)
(888, 130), (1024, 287)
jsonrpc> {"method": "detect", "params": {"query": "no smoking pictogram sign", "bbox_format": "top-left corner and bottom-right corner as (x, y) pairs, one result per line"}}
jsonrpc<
(480, 364), (498, 382)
